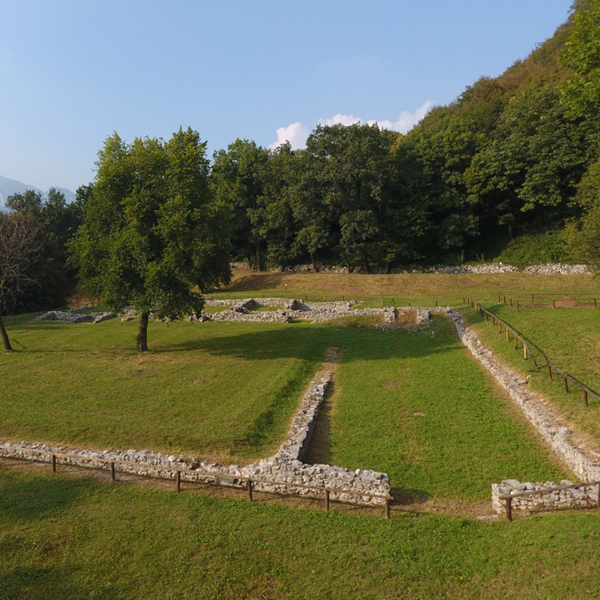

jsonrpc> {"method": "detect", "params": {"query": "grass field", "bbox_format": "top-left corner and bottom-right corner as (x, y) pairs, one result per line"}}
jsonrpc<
(2, 460), (600, 600)
(309, 315), (567, 503)
(0, 318), (327, 462)
(2, 270), (600, 599)
(218, 269), (600, 306)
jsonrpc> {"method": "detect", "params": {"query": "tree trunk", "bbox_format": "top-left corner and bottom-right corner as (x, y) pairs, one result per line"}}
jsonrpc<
(346, 261), (351, 273)
(137, 312), (149, 353)
(362, 252), (369, 274)
(0, 314), (12, 352)
(256, 244), (263, 272)
(310, 252), (318, 273)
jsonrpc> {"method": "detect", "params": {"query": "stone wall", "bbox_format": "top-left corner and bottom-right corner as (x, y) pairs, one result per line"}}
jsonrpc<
(235, 263), (592, 275)
(33, 310), (116, 324)
(491, 479), (599, 513)
(442, 307), (600, 515)
(201, 298), (412, 326)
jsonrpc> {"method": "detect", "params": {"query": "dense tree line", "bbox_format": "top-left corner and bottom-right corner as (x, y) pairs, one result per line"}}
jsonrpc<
(212, 0), (600, 271)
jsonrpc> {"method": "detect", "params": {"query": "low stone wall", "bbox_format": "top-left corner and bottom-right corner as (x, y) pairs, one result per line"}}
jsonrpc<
(491, 479), (599, 513)
(443, 307), (600, 514)
(202, 298), (404, 325)
(0, 350), (390, 506)
(275, 370), (332, 462)
(243, 263), (593, 275)
(33, 310), (116, 324)
(448, 307), (600, 482)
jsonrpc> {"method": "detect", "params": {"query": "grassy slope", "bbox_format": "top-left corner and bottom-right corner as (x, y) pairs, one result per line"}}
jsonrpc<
(465, 303), (600, 450)
(220, 269), (599, 305)
(1, 462), (600, 600)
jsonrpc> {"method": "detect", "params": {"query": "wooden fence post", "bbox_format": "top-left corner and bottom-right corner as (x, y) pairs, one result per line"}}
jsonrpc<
(324, 489), (330, 512)
(506, 497), (513, 522)
(584, 390), (589, 406)
(506, 327), (510, 342)
(514, 334), (518, 349)
(52, 454), (56, 473)
(523, 345), (528, 360)
(247, 479), (253, 501)
(176, 470), (181, 493)
(564, 377), (569, 393)
(111, 462), (116, 481)
(552, 299), (556, 309)
(548, 365), (553, 380)
(385, 498), (391, 520)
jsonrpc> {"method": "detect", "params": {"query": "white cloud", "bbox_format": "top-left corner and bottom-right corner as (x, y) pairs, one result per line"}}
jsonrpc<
(270, 101), (434, 150)
(269, 122), (311, 150)
(367, 101), (434, 134)
(317, 113), (362, 127)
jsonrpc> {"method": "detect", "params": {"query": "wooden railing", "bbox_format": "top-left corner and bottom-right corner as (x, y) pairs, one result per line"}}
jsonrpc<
(13, 451), (394, 519)
(463, 297), (600, 406)
(462, 297), (539, 366)
(499, 481), (600, 521)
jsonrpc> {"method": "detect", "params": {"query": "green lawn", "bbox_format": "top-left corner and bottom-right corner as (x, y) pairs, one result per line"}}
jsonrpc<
(0, 318), (325, 462)
(319, 315), (567, 501)
(1, 461), (599, 600)
(464, 303), (600, 448)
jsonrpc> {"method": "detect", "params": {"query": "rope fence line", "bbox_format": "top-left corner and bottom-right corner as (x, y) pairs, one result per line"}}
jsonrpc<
(499, 481), (600, 522)
(463, 297), (600, 407)
(9, 450), (393, 519)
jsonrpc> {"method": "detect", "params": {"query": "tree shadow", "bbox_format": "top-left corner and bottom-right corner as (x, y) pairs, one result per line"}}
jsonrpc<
(0, 466), (99, 522)
(0, 565), (83, 600)
(390, 486), (432, 506)
(150, 318), (459, 364)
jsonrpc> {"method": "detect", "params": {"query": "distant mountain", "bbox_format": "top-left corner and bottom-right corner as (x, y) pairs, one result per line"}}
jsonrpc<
(0, 176), (76, 210)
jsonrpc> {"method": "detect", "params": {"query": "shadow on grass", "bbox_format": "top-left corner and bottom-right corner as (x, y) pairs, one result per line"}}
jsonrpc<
(150, 320), (458, 364)
(0, 566), (88, 600)
(391, 487), (432, 506)
(0, 468), (99, 522)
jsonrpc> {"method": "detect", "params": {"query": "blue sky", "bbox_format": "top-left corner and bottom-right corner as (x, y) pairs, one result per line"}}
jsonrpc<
(0, 0), (573, 193)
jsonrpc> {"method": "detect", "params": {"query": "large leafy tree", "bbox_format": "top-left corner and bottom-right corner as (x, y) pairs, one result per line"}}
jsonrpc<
(69, 128), (231, 352)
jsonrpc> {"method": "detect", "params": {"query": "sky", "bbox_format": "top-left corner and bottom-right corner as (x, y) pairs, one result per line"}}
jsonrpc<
(0, 0), (574, 193)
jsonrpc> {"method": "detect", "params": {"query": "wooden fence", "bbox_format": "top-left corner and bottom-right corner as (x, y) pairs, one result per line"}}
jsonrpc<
(463, 297), (600, 406)
(8, 451), (393, 519)
(462, 297), (539, 365)
(500, 481), (600, 522)
(496, 293), (598, 310)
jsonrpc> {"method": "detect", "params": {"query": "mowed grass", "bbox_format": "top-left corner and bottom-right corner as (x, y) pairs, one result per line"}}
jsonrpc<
(319, 315), (567, 502)
(219, 269), (599, 306)
(2, 461), (600, 600)
(1, 312), (567, 500)
(0, 318), (327, 462)
(465, 303), (600, 449)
